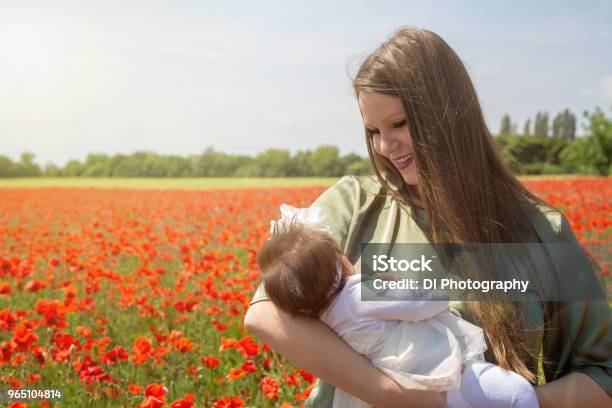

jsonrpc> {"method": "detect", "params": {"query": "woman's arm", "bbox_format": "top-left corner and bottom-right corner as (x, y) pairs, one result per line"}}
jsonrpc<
(244, 300), (447, 408)
(536, 372), (611, 408)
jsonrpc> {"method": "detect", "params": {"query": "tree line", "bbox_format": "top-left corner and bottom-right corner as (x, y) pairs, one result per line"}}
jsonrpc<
(0, 146), (373, 178)
(501, 108), (577, 139)
(1, 107), (609, 178)
(496, 107), (610, 175)
(499, 109), (576, 140)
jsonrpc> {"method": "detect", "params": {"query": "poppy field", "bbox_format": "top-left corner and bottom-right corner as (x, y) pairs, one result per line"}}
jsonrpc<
(0, 177), (610, 407)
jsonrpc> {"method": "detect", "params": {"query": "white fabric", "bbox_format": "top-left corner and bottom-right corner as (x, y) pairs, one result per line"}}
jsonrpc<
(319, 274), (512, 408)
(269, 203), (331, 235)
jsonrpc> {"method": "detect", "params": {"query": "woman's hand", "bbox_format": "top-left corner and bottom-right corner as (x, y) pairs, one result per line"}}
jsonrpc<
(244, 300), (447, 408)
(535, 372), (611, 408)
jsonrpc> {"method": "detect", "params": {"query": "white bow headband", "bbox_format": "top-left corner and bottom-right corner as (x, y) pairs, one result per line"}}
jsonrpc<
(269, 204), (332, 235)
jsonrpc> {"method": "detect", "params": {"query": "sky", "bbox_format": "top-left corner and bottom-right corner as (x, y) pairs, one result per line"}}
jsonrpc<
(1, 0), (611, 167)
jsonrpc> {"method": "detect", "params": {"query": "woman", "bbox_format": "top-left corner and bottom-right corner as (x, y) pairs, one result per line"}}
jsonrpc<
(244, 27), (611, 407)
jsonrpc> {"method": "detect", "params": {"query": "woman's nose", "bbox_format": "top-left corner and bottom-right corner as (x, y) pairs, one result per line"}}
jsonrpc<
(378, 132), (400, 156)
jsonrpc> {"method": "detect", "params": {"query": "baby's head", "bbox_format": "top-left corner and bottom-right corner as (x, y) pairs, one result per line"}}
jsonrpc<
(257, 221), (350, 318)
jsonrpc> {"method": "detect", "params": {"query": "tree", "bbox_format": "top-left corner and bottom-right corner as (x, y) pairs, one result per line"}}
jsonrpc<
(559, 107), (611, 175)
(495, 133), (568, 174)
(165, 155), (193, 177)
(552, 109), (576, 140)
(287, 150), (313, 176)
(210, 153), (247, 177)
(63, 159), (85, 177)
(308, 145), (344, 177)
(552, 112), (563, 138)
(560, 137), (607, 175)
(562, 108), (576, 140)
(82, 162), (109, 177)
(82, 153), (111, 177)
(534, 111), (549, 137)
(546, 137), (570, 165)
(523, 119), (531, 136)
(0, 155), (19, 177)
(43, 162), (61, 177)
(18, 152), (42, 176)
(192, 146), (216, 176)
(500, 114), (512, 134)
(234, 162), (262, 177)
(255, 149), (291, 177)
(346, 159), (373, 175)
(142, 154), (171, 177)
(340, 153), (362, 173)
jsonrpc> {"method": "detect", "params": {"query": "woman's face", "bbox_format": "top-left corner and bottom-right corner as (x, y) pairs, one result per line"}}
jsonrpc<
(357, 91), (418, 186)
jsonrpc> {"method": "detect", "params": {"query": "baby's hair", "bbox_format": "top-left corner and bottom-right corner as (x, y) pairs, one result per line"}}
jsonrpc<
(257, 221), (345, 318)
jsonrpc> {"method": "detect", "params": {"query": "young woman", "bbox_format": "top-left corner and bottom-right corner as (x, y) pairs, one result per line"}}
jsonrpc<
(244, 27), (611, 408)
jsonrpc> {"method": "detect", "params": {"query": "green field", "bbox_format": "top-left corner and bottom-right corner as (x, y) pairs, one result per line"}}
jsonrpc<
(0, 175), (591, 190)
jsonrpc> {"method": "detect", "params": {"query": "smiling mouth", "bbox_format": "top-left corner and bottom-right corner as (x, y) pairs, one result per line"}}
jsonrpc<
(391, 153), (414, 170)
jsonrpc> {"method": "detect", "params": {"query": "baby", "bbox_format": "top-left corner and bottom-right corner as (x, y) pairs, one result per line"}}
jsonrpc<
(256, 204), (539, 408)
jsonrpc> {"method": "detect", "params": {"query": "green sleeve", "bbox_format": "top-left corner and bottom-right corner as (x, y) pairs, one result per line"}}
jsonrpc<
(310, 175), (361, 254)
(247, 175), (359, 308)
(542, 213), (612, 396)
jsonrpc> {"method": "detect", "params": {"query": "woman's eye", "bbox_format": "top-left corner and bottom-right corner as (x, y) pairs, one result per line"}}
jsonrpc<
(367, 119), (406, 136)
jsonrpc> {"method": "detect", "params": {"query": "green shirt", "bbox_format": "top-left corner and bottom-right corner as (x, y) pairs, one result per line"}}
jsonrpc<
(248, 175), (612, 405)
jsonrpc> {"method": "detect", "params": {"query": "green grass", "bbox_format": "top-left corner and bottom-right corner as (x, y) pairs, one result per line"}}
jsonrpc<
(0, 177), (339, 189)
(0, 175), (595, 190)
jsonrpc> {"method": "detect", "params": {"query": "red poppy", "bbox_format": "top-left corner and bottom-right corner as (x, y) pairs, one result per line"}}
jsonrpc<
(259, 376), (279, 400)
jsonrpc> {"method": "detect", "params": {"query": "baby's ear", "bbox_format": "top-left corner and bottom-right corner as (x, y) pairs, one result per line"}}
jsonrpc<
(339, 254), (353, 273)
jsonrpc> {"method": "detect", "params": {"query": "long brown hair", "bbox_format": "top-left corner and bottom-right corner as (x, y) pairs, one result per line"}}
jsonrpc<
(352, 26), (560, 382)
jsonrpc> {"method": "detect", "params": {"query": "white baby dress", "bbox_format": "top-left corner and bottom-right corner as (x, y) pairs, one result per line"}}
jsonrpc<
(319, 274), (487, 408)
